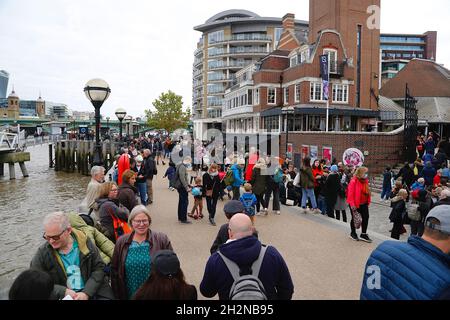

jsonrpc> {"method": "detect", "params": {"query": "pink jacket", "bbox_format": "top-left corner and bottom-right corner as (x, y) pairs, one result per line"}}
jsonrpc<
(346, 177), (371, 209)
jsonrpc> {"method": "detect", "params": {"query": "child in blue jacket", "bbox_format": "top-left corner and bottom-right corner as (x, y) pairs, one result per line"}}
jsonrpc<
(164, 162), (176, 191)
(240, 183), (257, 225)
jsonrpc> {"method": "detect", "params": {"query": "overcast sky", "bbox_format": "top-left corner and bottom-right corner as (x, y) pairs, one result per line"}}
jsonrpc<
(1, 0), (449, 118)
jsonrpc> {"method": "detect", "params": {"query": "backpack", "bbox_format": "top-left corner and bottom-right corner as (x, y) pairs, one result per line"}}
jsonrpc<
(407, 202), (421, 222)
(241, 196), (256, 216)
(218, 245), (268, 300)
(223, 169), (235, 187)
(273, 168), (283, 184)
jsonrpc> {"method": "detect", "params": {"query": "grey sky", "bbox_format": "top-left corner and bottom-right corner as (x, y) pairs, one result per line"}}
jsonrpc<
(1, 0), (449, 119)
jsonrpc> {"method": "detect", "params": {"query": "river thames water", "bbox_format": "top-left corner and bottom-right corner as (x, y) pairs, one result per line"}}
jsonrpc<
(0, 144), (90, 297)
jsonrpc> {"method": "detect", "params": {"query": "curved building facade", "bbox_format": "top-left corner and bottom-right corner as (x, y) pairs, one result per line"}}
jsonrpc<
(192, 10), (308, 139)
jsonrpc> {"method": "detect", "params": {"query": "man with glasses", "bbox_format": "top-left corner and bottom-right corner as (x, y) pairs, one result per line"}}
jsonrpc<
(31, 212), (114, 300)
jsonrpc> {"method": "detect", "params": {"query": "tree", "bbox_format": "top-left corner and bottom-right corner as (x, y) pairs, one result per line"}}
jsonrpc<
(145, 91), (191, 134)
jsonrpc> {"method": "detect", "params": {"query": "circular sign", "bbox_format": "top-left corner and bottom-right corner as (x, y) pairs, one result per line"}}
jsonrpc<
(79, 127), (87, 134)
(343, 148), (365, 167)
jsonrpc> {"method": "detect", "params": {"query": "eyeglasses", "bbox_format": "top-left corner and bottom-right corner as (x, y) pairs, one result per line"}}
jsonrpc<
(110, 188), (118, 193)
(43, 229), (67, 241)
(132, 220), (149, 226)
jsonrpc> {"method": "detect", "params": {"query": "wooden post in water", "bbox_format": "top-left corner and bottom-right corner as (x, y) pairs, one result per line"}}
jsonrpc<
(70, 141), (76, 173)
(54, 142), (60, 171)
(8, 163), (15, 180)
(0, 163), (4, 177)
(19, 162), (29, 178)
(49, 143), (54, 168)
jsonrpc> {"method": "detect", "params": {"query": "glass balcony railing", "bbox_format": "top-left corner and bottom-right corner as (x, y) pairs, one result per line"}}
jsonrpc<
(209, 34), (272, 44)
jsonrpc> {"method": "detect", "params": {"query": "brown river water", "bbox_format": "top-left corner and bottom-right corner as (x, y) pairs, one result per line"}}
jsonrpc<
(0, 144), (90, 298)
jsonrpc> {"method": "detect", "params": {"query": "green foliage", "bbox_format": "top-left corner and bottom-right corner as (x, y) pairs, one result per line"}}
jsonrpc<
(145, 91), (191, 134)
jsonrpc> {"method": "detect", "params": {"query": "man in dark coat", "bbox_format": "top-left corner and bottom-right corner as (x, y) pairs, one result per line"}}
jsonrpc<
(201, 214), (294, 300)
(395, 163), (415, 188)
(143, 149), (157, 204)
(31, 212), (114, 300)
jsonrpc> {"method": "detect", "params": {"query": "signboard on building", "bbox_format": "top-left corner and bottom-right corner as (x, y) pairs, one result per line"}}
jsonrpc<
(343, 148), (365, 167)
(323, 147), (333, 165)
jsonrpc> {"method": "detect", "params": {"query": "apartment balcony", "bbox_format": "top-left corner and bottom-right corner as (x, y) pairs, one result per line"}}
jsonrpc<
(222, 105), (254, 118)
(209, 34), (272, 47)
(208, 77), (235, 84)
(193, 59), (203, 68)
(194, 48), (204, 57)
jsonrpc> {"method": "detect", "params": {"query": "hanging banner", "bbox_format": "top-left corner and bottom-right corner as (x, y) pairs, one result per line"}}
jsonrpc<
(320, 54), (330, 101)
(310, 145), (318, 161)
(323, 147), (333, 165)
(301, 145), (310, 160)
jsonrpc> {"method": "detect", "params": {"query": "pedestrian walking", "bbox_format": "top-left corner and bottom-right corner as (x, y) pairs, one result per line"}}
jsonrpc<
(239, 183), (258, 224)
(322, 165), (341, 219)
(389, 189), (408, 240)
(299, 158), (320, 214)
(173, 156), (193, 224)
(347, 166), (372, 243)
(203, 164), (222, 226)
(189, 177), (204, 220)
(250, 158), (268, 215)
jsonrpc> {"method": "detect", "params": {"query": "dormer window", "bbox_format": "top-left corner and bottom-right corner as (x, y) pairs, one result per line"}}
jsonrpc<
(324, 49), (338, 74)
(290, 55), (298, 67)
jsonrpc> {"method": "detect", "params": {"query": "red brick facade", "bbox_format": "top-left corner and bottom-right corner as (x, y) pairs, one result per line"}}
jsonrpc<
(281, 130), (404, 174)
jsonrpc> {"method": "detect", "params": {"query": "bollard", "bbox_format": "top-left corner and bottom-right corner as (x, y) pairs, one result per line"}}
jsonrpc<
(19, 162), (29, 178)
(8, 163), (15, 180)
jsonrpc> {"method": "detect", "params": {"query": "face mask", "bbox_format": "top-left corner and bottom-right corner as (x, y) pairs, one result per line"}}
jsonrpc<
(363, 174), (369, 179)
(210, 171), (218, 177)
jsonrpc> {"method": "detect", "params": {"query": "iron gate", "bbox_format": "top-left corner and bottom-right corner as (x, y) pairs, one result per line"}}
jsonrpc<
(404, 84), (418, 163)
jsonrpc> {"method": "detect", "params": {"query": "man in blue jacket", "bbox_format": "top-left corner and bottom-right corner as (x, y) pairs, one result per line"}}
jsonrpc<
(360, 205), (450, 300)
(200, 213), (294, 300)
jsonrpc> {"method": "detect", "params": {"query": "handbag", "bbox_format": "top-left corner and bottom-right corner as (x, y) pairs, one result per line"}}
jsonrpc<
(351, 207), (363, 229)
(206, 180), (216, 197)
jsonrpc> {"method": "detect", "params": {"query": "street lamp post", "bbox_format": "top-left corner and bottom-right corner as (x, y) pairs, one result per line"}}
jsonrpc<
(84, 78), (111, 166)
(106, 117), (110, 138)
(282, 106), (295, 160)
(124, 115), (132, 139)
(115, 108), (127, 144)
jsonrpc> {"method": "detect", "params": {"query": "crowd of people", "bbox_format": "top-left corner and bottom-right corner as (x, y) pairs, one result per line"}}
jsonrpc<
(7, 132), (450, 300)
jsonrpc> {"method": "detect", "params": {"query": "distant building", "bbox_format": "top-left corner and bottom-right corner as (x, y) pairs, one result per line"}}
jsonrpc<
(0, 70), (9, 99)
(192, 9), (308, 139)
(72, 111), (95, 121)
(380, 31), (437, 85)
(380, 58), (450, 137)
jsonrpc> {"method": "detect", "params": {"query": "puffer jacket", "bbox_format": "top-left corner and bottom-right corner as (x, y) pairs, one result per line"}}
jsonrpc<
(231, 164), (244, 188)
(68, 213), (115, 264)
(30, 229), (114, 300)
(360, 236), (450, 300)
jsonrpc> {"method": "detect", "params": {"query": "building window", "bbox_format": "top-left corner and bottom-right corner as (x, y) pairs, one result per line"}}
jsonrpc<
(332, 84), (349, 103)
(310, 83), (324, 102)
(295, 83), (301, 103)
(268, 88), (276, 104)
(254, 88), (260, 105)
(274, 28), (283, 49)
(324, 49), (338, 74)
(263, 116), (280, 132)
(284, 87), (289, 105)
(290, 55), (297, 67)
(209, 30), (224, 44)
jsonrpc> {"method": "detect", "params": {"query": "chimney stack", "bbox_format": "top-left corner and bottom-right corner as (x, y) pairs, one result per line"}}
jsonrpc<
(282, 13), (295, 31)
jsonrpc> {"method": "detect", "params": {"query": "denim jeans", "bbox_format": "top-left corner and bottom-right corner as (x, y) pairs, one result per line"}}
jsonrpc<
(177, 188), (189, 222)
(381, 186), (392, 200)
(301, 188), (317, 209)
(317, 195), (327, 215)
(136, 182), (147, 205)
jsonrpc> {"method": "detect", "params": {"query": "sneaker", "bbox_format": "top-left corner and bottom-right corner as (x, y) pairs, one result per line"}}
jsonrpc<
(313, 209), (322, 215)
(256, 212), (262, 216)
(263, 209), (269, 216)
(209, 217), (216, 226)
(349, 233), (360, 241)
(298, 208), (306, 214)
(180, 220), (192, 224)
(360, 234), (373, 243)
(275, 211), (281, 215)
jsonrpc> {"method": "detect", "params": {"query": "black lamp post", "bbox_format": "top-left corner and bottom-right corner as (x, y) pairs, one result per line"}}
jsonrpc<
(115, 108), (127, 144)
(106, 117), (110, 138)
(124, 115), (132, 140)
(282, 106), (295, 159)
(84, 78), (111, 166)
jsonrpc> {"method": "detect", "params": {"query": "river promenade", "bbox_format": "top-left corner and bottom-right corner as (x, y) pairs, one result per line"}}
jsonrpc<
(0, 153), (403, 300)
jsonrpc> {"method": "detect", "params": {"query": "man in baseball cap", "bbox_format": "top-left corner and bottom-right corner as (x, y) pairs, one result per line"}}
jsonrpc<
(360, 205), (450, 300)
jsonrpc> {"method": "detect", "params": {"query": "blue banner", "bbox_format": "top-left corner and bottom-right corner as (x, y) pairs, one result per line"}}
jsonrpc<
(320, 55), (329, 101)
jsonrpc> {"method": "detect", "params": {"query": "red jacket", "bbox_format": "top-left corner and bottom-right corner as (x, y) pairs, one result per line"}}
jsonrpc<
(346, 177), (371, 209)
(312, 168), (323, 188)
(245, 154), (259, 181)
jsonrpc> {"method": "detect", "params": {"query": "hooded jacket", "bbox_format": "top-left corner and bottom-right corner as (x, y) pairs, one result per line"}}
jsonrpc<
(231, 164), (244, 188)
(68, 213), (115, 265)
(200, 236), (294, 300)
(360, 236), (450, 300)
(30, 229), (114, 300)
(389, 196), (406, 223)
(250, 163), (268, 196)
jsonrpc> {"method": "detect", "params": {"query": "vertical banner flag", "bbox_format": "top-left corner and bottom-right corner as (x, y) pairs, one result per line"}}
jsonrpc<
(320, 54), (329, 100)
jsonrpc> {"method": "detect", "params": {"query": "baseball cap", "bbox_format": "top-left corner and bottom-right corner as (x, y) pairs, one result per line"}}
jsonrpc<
(152, 250), (180, 277)
(224, 200), (245, 215)
(426, 205), (450, 235)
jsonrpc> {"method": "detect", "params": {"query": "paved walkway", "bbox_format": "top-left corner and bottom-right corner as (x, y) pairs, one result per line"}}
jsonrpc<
(147, 164), (398, 300)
